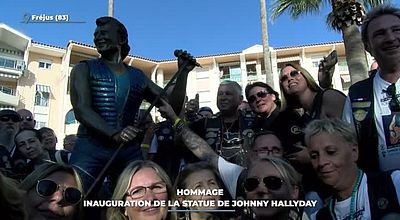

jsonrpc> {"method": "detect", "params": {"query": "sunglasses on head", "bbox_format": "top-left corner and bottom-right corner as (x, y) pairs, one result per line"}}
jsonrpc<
(22, 116), (33, 121)
(0, 115), (21, 123)
(386, 83), (400, 112)
(244, 176), (284, 192)
(280, 70), (300, 82)
(36, 179), (82, 205)
(248, 90), (269, 103)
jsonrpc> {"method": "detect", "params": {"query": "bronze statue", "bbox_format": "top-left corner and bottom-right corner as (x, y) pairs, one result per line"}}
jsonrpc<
(69, 16), (196, 197)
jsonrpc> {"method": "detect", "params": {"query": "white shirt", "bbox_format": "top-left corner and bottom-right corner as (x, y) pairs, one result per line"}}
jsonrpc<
(311, 171), (400, 220)
(217, 156), (244, 198)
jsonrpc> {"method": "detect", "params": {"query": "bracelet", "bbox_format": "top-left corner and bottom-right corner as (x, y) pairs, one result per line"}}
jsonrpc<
(174, 120), (186, 135)
(173, 117), (182, 129)
(141, 144), (150, 149)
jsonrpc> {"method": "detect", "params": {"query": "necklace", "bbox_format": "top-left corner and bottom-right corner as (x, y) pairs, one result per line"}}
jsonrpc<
(223, 121), (236, 132)
(328, 169), (363, 220)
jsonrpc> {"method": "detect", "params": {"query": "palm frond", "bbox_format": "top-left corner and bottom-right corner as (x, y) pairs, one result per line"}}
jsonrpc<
(359, 0), (391, 11)
(270, 0), (324, 20)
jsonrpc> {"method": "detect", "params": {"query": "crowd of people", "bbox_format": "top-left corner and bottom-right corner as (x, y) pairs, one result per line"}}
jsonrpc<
(0, 4), (400, 220)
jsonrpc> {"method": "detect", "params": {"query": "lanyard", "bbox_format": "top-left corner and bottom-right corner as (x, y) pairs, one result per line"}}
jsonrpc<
(329, 169), (363, 220)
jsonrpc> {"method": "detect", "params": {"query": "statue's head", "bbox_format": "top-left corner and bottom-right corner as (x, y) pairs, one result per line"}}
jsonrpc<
(94, 16), (130, 59)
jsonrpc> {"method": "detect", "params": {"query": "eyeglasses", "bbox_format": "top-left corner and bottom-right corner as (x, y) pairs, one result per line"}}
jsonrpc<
(385, 83), (400, 112)
(244, 176), (284, 192)
(280, 70), (300, 83)
(36, 179), (82, 205)
(248, 90), (269, 103)
(253, 147), (282, 155)
(126, 182), (167, 199)
(0, 115), (21, 123)
(22, 116), (33, 121)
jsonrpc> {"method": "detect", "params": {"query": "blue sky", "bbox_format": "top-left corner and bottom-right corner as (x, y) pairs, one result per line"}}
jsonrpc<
(1, 0), (399, 60)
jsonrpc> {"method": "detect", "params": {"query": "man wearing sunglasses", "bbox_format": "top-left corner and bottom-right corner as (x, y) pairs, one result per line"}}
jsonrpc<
(0, 110), (22, 177)
(17, 108), (36, 130)
(69, 16), (195, 202)
(343, 5), (400, 172)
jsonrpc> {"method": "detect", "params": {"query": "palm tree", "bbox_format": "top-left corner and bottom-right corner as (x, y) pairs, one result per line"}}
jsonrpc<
(108, 0), (114, 17)
(271, 0), (387, 84)
(260, 0), (274, 88)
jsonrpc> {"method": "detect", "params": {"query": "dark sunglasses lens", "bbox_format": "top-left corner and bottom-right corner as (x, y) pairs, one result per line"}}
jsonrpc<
(248, 95), (257, 103)
(244, 178), (259, 191)
(0, 116), (20, 122)
(257, 91), (268, 98)
(37, 180), (58, 197)
(290, 71), (299, 77)
(280, 75), (287, 82)
(263, 176), (283, 190)
(25, 116), (33, 121)
(64, 187), (82, 204)
(11, 116), (21, 122)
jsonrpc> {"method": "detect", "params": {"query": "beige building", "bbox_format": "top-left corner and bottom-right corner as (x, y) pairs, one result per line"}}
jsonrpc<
(0, 23), (374, 149)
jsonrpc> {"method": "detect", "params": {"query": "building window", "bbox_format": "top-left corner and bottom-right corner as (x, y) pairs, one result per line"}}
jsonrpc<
(67, 76), (71, 94)
(35, 85), (51, 107)
(38, 60), (52, 69)
(35, 121), (47, 129)
(219, 64), (241, 82)
(196, 67), (210, 79)
(338, 59), (349, 72)
(197, 90), (211, 105)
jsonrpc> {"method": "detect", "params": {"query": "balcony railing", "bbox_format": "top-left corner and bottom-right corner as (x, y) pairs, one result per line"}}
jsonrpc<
(0, 57), (25, 71)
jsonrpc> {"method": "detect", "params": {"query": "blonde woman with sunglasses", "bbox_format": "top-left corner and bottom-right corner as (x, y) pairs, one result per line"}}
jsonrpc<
(19, 162), (83, 220)
(244, 157), (304, 220)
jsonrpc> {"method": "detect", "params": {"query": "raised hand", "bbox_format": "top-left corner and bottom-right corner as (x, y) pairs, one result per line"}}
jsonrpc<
(158, 98), (178, 122)
(175, 49), (199, 72)
(318, 50), (337, 89)
(185, 93), (200, 114)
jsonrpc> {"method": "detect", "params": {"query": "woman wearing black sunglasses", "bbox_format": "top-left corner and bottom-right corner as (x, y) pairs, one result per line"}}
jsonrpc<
(244, 157), (303, 220)
(19, 162), (83, 220)
(245, 82), (281, 131)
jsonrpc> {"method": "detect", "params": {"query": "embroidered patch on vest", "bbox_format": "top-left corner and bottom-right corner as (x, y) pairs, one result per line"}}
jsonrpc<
(377, 197), (389, 210)
(290, 125), (302, 135)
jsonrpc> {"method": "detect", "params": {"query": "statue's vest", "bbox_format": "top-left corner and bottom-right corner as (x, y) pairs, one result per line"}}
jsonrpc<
(78, 59), (147, 136)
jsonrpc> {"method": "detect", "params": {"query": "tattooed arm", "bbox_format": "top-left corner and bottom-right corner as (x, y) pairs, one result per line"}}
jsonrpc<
(158, 98), (219, 168)
(177, 126), (219, 168)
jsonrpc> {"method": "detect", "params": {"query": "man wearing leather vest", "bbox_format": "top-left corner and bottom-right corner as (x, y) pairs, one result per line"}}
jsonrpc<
(342, 5), (400, 172)
(189, 81), (255, 167)
(69, 17), (195, 196)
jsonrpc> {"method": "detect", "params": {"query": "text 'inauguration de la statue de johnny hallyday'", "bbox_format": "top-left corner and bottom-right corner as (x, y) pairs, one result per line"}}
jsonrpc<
(84, 188), (318, 208)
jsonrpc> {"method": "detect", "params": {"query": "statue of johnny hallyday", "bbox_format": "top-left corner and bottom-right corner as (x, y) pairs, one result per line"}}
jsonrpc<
(69, 16), (196, 195)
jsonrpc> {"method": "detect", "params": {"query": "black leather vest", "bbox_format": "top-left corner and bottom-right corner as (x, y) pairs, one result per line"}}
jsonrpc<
(203, 111), (255, 167)
(348, 76), (379, 172)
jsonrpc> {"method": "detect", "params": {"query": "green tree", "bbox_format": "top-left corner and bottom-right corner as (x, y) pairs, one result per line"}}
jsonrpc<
(271, 0), (388, 84)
